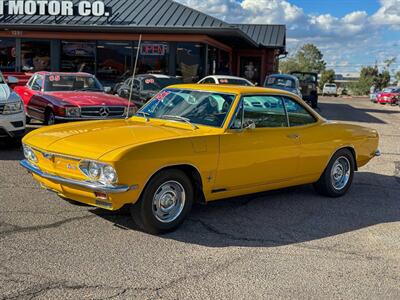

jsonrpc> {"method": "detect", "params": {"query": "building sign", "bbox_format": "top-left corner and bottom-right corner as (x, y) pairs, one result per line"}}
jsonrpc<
(141, 44), (167, 56)
(0, 0), (111, 17)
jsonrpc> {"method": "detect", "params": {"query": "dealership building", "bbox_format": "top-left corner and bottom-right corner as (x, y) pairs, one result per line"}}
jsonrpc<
(0, 0), (286, 85)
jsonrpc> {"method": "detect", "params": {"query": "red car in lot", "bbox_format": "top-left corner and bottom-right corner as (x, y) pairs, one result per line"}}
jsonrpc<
(376, 87), (400, 105)
(14, 72), (136, 125)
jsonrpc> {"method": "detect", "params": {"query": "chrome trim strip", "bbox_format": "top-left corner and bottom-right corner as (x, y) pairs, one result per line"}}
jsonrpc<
(55, 116), (125, 120)
(20, 160), (131, 193)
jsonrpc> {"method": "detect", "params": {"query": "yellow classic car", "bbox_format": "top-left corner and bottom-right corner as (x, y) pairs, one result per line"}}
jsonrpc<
(21, 84), (380, 234)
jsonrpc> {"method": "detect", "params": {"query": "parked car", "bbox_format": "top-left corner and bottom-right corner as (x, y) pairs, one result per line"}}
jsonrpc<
(116, 74), (182, 106)
(322, 83), (338, 97)
(370, 91), (379, 103)
(291, 71), (319, 108)
(14, 72), (136, 125)
(21, 84), (380, 234)
(0, 72), (26, 142)
(264, 74), (302, 97)
(376, 87), (400, 105)
(198, 75), (254, 86)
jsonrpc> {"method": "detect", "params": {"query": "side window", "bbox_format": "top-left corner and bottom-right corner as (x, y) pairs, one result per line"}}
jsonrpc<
(283, 97), (316, 127)
(201, 78), (215, 84)
(31, 76), (43, 91)
(232, 95), (288, 129)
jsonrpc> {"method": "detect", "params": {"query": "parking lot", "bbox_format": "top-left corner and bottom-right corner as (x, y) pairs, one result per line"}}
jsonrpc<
(0, 96), (399, 299)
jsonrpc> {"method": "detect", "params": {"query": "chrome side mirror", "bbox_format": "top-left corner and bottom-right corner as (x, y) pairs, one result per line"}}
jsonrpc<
(244, 120), (256, 129)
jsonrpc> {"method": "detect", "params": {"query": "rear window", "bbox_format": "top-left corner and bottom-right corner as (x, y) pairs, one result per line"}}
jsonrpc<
(265, 77), (295, 88)
(325, 84), (336, 87)
(218, 78), (252, 86)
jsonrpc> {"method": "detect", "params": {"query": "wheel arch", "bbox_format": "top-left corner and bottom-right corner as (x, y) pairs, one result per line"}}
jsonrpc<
(328, 146), (358, 171)
(139, 164), (206, 204)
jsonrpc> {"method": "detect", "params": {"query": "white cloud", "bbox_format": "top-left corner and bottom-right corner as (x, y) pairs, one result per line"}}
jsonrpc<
(372, 0), (400, 26)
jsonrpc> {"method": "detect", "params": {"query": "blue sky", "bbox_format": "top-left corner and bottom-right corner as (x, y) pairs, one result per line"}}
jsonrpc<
(177, 0), (400, 75)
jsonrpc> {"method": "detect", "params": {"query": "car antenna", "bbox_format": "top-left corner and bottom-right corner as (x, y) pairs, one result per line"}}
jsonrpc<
(126, 34), (142, 119)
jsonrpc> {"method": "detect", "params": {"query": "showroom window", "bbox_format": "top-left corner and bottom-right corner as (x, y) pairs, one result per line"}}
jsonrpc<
(137, 42), (169, 75)
(21, 39), (51, 72)
(97, 41), (134, 84)
(0, 38), (16, 72)
(176, 43), (204, 83)
(61, 41), (96, 74)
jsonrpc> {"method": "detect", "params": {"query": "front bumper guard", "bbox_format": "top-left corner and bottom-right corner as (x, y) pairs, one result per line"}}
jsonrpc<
(20, 159), (131, 194)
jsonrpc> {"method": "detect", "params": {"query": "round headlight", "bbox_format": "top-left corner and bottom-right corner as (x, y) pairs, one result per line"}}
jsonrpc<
(23, 145), (38, 163)
(88, 162), (101, 180)
(101, 165), (117, 184)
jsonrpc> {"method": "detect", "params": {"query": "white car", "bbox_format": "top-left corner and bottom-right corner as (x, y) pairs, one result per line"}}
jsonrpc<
(198, 75), (254, 86)
(322, 83), (338, 96)
(0, 72), (26, 142)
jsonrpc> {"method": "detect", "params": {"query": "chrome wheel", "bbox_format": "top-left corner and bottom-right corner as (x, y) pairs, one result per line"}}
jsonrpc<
(152, 180), (186, 223)
(330, 156), (351, 190)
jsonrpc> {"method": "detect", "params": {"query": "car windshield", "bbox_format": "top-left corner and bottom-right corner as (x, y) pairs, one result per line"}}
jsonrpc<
(44, 75), (103, 92)
(265, 77), (295, 88)
(217, 78), (252, 86)
(325, 84), (336, 87)
(142, 78), (182, 91)
(137, 89), (236, 128)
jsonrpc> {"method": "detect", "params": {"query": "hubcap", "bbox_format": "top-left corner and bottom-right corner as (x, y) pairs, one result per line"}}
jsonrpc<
(152, 181), (185, 223)
(331, 156), (351, 190)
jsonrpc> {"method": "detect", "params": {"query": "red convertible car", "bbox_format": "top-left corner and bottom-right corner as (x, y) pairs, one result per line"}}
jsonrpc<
(14, 72), (136, 125)
(376, 87), (400, 105)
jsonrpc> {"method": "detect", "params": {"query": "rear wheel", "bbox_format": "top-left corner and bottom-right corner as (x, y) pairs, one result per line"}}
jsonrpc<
(130, 169), (194, 234)
(313, 149), (355, 197)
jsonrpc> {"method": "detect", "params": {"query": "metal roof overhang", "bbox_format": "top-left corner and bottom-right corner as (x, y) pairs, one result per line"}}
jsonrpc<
(0, 23), (269, 49)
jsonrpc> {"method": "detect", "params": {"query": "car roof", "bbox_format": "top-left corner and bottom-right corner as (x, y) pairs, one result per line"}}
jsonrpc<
(35, 71), (93, 76)
(167, 84), (300, 97)
(136, 74), (175, 79)
(205, 75), (250, 80)
(267, 74), (297, 80)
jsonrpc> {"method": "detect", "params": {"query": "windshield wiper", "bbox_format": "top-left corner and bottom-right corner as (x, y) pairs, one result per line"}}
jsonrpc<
(136, 111), (150, 121)
(161, 115), (198, 130)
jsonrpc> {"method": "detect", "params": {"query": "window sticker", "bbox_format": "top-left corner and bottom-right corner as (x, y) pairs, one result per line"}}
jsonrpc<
(155, 91), (170, 101)
(145, 78), (155, 84)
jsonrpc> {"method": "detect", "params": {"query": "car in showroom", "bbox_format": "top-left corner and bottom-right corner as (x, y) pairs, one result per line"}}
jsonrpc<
(198, 75), (254, 86)
(14, 72), (136, 125)
(290, 71), (319, 108)
(375, 87), (400, 105)
(322, 83), (338, 97)
(0, 72), (26, 142)
(116, 74), (182, 107)
(21, 84), (380, 234)
(264, 74), (302, 98)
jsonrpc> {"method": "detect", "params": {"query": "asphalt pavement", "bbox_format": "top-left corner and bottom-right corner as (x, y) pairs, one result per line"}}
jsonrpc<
(0, 97), (399, 299)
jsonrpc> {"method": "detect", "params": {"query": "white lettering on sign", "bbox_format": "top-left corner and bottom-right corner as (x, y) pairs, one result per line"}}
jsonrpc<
(0, 0), (111, 17)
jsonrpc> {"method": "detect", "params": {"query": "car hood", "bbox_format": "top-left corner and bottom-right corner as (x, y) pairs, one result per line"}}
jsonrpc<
(23, 118), (210, 161)
(0, 83), (12, 104)
(46, 91), (129, 106)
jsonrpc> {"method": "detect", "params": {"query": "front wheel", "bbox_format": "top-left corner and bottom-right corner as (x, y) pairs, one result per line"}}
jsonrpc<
(130, 169), (194, 234)
(313, 149), (355, 197)
(44, 109), (56, 125)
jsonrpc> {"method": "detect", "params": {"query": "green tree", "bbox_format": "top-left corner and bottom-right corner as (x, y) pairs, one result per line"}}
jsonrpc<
(395, 71), (400, 85)
(279, 43), (326, 74)
(377, 70), (390, 89)
(319, 69), (336, 89)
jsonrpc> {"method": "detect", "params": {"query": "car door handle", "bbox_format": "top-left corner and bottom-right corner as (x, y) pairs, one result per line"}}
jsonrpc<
(287, 134), (300, 139)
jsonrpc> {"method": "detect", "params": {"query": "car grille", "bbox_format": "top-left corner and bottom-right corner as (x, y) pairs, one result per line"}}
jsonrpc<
(80, 106), (125, 118)
(0, 104), (4, 114)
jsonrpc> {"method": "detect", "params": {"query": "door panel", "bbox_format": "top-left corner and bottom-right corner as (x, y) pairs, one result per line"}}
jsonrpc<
(215, 128), (300, 190)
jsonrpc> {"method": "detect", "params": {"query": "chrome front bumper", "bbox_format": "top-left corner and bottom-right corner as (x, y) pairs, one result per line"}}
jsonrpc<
(20, 159), (131, 193)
